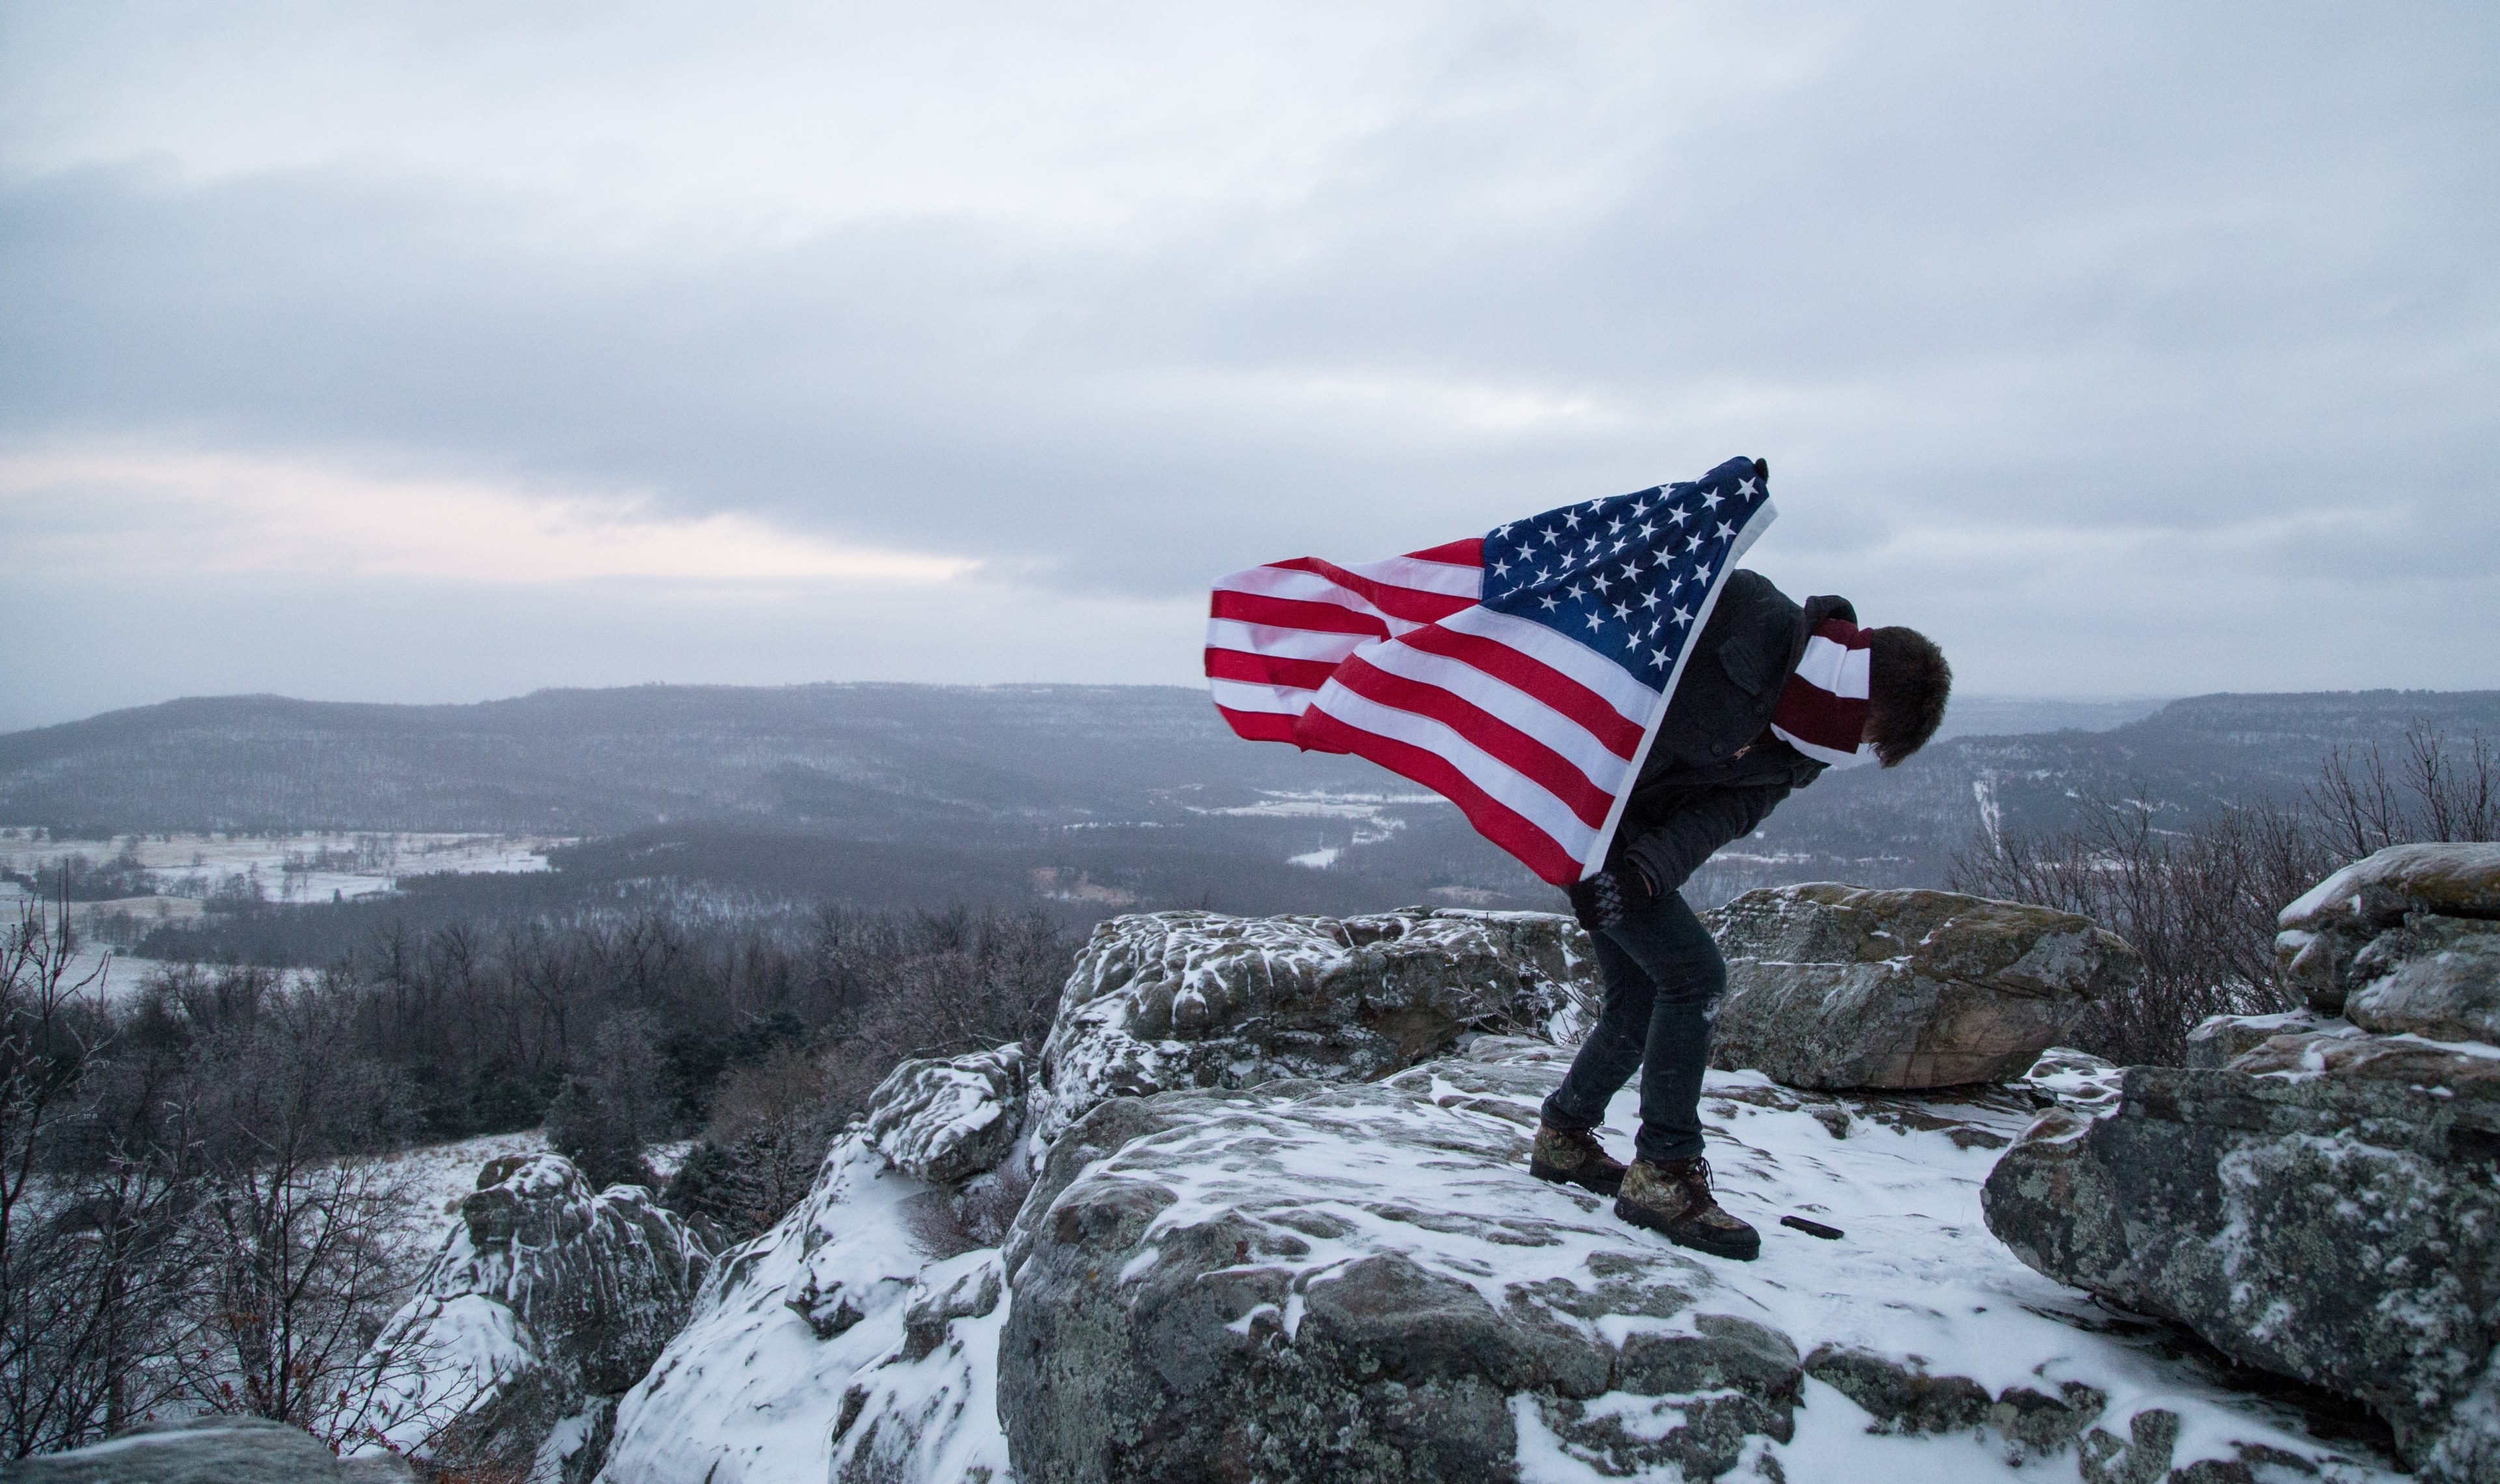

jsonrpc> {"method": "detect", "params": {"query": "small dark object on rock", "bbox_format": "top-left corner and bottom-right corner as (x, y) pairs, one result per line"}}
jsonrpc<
(1781, 1215), (1844, 1240)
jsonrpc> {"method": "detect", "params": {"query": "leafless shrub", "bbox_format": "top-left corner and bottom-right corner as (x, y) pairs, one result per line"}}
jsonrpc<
(1951, 726), (2496, 1065)
(2312, 729), (2499, 857)
(665, 1047), (842, 1240)
(1951, 800), (2325, 1064)
(951, 1157), (1034, 1250)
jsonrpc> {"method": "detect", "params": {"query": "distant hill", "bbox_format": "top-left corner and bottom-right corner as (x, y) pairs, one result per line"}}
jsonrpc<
(1724, 687), (2500, 898)
(0, 684), (1379, 836)
(5, 683), (2495, 929)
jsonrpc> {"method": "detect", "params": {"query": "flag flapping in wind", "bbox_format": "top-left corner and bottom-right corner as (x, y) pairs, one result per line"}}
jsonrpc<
(1204, 456), (1775, 886)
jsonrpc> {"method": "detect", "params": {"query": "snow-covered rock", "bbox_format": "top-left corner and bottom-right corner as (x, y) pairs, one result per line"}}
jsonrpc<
(340, 1153), (713, 1483)
(867, 1043), (1027, 1184)
(1984, 1030), (2500, 1481)
(2277, 842), (2500, 1021)
(7, 1417), (415, 1483)
(1026, 908), (1596, 1150)
(2179, 1008), (2351, 1069)
(998, 1061), (1803, 1482)
(594, 1138), (1012, 1484)
(1704, 885), (2139, 1090)
(995, 1040), (2393, 1483)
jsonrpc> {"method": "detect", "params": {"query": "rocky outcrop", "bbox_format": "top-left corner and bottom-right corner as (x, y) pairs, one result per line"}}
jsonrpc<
(2276, 842), (2500, 1029)
(3, 1418), (414, 1483)
(595, 908), (1598, 1484)
(998, 1060), (1803, 1484)
(867, 1044), (1027, 1185)
(1704, 884), (2139, 1090)
(1026, 908), (1596, 1149)
(594, 911), (2396, 1484)
(1986, 850), (2500, 1481)
(339, 1153), (713, 1482)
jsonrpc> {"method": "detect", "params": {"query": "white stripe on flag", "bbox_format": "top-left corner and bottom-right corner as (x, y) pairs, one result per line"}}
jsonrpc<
(1435, 605), (1661, 726)
(1357, 641), (1635, 793)
(1212, 564), (1441, 635)
(1214, 564), (1384, 607)
(1202, 619), (1376, 664)
(1306, 681), (1600, 862)
(1208, 678), (1322, 716)
(1334, 554), (1484, 599)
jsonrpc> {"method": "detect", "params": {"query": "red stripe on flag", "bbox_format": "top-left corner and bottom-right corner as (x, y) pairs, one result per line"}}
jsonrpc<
(1271, 557), (1479, 624)
(1294, 707), (1585, 885)
(1208, 588), (1391, 639)
(1404, 538), (1485, 568)
(1396, 624), (1645, 759)
(1327, 657), (1614, 828)
(1204, 648), (1340, 691)
(1214, 706), (1305, 745)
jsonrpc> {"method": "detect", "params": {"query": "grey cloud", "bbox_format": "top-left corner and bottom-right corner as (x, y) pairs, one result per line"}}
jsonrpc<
(1, 1), (2495, 714)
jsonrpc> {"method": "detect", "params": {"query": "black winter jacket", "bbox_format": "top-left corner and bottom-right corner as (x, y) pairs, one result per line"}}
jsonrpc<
(1609, 571), (1856, 896)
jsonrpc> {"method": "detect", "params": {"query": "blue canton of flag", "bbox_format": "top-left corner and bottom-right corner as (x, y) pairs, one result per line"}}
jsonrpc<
(1481, 455), (1773, 686)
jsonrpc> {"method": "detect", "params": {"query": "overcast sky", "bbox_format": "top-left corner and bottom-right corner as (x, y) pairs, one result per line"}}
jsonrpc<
(2, 1), (2493, 730)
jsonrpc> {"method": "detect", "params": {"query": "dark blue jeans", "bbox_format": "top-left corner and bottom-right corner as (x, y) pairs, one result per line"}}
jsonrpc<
(1540, 888), (1726, 1164)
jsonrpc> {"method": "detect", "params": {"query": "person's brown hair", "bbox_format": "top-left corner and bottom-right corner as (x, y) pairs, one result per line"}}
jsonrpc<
(1865, 627), (1951, 766)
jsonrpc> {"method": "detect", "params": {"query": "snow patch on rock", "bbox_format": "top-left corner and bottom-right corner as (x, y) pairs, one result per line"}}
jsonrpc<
(1027, 907), (1598, 1153)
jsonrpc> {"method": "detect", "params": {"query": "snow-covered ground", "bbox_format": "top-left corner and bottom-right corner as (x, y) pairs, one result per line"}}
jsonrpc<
(1656, 1068), (2385, 1481)
(361, 1129), (555, 1269)
(1188, 789), (1437, 868)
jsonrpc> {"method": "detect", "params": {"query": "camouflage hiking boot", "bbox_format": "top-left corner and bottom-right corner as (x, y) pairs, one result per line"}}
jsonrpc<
(1615, 1156), (1760, 1261)
(1529, 1122), (1628, 1196)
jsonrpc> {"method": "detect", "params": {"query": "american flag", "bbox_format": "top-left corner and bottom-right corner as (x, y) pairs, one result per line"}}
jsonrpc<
(1205, 456), (1775, 886)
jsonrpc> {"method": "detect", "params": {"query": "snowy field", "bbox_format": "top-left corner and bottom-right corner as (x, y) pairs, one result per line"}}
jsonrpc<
(0, 829), (568, 905)
(0, 829), (572, 995)
(1189, 788), (1441, 869)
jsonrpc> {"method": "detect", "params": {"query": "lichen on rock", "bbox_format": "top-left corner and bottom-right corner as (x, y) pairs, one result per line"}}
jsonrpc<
(1705, 884), (2139, 1090)
(1988, 850), (2500, 1482)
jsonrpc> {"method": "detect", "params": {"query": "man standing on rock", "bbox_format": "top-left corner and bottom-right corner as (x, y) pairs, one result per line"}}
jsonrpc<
(1528, 574), (1951, 1259)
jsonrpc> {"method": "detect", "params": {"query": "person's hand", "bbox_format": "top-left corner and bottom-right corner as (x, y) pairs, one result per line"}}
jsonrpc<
(1566, 863), (1654, 933)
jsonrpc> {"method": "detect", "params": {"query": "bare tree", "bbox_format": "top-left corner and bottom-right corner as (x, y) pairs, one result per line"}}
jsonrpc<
(163, 988), (417, 1433)
(2312, 728), (2500, 858)
(666, 1045), (840, 1241)
(0, 894), (187, 1456)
